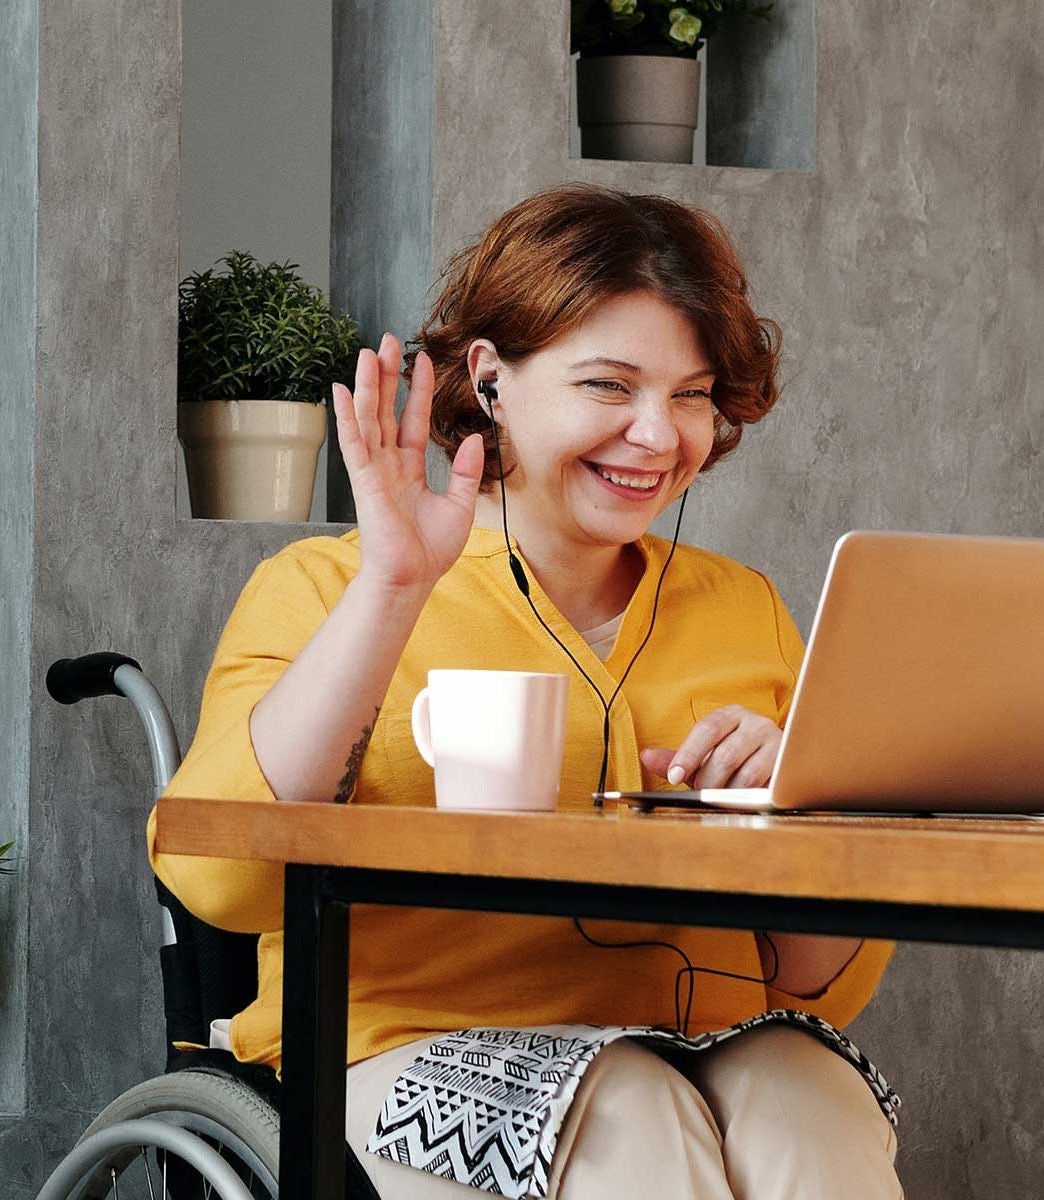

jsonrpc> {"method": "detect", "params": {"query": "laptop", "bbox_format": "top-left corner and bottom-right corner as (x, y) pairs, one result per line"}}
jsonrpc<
(598, 530), (1044, 816)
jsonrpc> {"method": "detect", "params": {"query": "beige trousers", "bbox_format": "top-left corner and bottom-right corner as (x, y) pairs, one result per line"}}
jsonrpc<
(346, 1024), (902, 1199)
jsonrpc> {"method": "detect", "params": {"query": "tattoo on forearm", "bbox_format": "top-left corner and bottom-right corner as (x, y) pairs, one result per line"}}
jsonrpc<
(333, 706), (380, 803)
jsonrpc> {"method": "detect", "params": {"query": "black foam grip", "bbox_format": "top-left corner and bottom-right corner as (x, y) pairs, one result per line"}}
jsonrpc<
(46, 652), (142, 704)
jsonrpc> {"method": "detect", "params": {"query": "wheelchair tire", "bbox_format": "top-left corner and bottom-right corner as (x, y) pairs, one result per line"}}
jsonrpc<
(73, 1069), (280, 1198)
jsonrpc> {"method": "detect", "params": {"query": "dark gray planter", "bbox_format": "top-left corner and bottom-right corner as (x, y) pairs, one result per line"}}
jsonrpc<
(576, 53), (701, 164)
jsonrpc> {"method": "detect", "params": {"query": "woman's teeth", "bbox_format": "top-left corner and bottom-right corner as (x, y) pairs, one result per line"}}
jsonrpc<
(591, 464), (662, 490)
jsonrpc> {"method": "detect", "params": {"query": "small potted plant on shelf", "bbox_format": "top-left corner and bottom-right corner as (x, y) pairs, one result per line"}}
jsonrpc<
(572, 0), (772, 164)
(177, 251), (361, 521)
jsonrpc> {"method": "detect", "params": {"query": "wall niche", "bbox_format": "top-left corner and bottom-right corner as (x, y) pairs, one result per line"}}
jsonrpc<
(569, 0), (815, 172)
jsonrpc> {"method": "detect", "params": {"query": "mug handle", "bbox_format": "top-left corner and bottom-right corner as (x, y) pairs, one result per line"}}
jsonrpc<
(411, 686), (435, 767)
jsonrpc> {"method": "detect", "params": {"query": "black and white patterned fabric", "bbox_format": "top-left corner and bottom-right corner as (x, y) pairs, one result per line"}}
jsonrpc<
(367, 1010), (900, 1198)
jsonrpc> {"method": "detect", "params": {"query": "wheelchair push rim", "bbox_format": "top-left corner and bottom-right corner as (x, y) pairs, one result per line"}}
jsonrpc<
(40, 1071), (279, 1200)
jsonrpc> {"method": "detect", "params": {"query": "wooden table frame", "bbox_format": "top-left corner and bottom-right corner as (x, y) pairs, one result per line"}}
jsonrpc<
(156, 797), (1044, 1200)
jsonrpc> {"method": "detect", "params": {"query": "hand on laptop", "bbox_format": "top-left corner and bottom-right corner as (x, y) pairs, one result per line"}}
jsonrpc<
(640, 706), (782, 788)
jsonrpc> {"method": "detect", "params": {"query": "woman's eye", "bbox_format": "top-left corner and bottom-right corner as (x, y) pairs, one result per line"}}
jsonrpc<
(582, 381), (713, 404)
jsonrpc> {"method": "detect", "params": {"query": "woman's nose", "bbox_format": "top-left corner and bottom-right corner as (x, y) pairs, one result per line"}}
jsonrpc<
(624, 403), (681, 456)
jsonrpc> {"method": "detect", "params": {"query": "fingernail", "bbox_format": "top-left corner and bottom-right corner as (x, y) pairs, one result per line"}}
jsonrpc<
(667, 765), (686, 785)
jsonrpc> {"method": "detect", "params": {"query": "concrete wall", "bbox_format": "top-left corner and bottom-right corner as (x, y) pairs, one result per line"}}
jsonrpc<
(2, 0), (1041, 1194)
(0, 0), (38, 1125)
(328, 0), (434, 521)
(706, 0), (815, 170)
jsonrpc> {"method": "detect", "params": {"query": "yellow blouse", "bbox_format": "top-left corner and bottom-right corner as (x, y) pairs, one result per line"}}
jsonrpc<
(146, 526), (893, 1072)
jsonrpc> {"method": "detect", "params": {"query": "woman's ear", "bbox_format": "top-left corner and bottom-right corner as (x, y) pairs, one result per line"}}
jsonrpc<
(467, 339), (500, 410)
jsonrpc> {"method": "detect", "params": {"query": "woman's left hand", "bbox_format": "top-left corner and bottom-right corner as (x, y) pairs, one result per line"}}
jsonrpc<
(640, 706), (782, 788)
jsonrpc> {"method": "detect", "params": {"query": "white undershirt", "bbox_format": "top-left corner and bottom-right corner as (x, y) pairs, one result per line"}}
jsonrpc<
(578, 610), (626, 661)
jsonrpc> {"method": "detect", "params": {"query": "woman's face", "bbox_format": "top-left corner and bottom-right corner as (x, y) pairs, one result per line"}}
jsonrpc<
(474, 290), (718, 553)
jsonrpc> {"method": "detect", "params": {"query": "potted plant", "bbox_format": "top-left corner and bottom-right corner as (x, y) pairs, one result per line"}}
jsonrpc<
(571, 0), (772, 164)
(177, 251), (361, 521)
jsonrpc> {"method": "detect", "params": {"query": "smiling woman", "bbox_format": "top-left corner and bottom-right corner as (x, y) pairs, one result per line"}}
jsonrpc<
(405, 184), (786, 636)
(149, 182), (901, 1199)
(407, 182), (781, 492)
(465, 288), (720, 612)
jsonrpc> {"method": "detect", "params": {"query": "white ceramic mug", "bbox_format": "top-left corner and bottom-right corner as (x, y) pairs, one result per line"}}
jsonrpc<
(411, 669), (570, 811)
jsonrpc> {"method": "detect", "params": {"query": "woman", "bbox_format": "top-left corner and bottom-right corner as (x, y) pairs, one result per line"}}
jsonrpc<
(148, 184), (901, 1198)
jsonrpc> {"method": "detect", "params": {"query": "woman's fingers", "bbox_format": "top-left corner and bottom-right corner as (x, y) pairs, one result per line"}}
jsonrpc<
(351, 347), (382, 451)
(691, 727), (777, 789)
(443, 432), (485, 511)
(397, 351), (435, 452)
(665, 707), (744, 784)
(720, 740), (778, 789)
(332, 381), (368, 473)
(642, 707), (782, 788)
(335, 335), (417, 467)
(375, 332), (402, 447)
(639, 746), (690, 781)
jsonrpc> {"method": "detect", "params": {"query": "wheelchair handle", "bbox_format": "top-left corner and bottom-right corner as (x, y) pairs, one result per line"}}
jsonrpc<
(47, 652), (143, 703)
(47, 652), (183, 796)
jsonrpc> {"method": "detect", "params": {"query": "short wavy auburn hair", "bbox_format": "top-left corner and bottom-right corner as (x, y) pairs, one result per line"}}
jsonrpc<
(403, 182), (781, 492)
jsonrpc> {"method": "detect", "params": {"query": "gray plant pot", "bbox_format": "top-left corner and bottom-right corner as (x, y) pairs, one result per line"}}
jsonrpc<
(178, 398), (327, 521)
(576, 53), (701, 164)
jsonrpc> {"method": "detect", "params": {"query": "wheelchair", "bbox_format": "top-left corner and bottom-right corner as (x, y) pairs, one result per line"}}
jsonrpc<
(41, 652), (381, 1200)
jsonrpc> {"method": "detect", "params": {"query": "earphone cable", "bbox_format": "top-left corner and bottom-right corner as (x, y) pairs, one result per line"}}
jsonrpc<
(572, 917), (780, 1036)
(483, 387), (783, 1036)
(490, 406), (686, 795)
(571, 917), (695, 1034)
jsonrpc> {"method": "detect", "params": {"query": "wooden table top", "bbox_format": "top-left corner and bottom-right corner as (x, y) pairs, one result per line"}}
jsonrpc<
(155, 796), (1044, 913)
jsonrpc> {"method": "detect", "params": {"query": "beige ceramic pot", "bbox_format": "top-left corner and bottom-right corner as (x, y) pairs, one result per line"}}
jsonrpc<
(178, 399), (328, 521)
(576, 53), (701, 164)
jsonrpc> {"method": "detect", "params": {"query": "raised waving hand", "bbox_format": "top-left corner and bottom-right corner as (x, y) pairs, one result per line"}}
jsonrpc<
(332, 333), (485, 593)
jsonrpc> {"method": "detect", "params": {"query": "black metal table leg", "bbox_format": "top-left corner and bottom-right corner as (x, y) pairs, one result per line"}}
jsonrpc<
(281, 864), (349, 1200)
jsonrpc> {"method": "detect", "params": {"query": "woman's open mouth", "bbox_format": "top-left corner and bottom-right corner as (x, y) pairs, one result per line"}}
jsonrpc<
(583, 460), (666, 500)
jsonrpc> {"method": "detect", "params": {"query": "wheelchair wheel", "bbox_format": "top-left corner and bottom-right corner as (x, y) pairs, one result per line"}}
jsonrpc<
(47, 1070), (280, 1199)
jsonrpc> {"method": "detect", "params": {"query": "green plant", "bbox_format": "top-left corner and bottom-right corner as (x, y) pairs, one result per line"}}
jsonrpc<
(571, 0), (772, 58)
(0, 841), (15, 875)
(178, 251), (361, 405)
